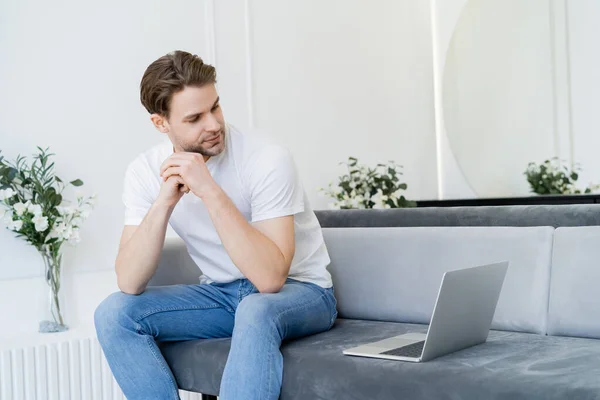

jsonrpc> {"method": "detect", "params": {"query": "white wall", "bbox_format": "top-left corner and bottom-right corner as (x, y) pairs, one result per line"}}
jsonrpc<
(568, 0), (600, 191)
(0, 0), (436, 340)
(433, 0), (600, 199)
(247, 0), (437, 206)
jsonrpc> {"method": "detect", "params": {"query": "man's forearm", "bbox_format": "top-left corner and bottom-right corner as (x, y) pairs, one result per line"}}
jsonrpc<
(202, 187), (289, 293)
(115, 203), (174, 294)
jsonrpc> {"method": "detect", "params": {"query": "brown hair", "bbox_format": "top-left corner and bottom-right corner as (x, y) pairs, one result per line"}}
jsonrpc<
(140, 50), (216, 118)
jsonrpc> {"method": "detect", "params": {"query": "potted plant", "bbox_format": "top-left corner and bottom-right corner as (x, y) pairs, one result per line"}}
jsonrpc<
(320, 157), (416, 209)
(524, 158), (600, 195)
(0, 147), (95, 332)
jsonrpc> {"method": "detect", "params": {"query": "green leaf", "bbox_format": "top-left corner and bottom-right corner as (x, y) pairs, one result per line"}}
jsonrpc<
(7, 168), (16, 181)
(398, 183), (407, 190)
(55, 176), (62, 183)
(70, 179), (83, 187)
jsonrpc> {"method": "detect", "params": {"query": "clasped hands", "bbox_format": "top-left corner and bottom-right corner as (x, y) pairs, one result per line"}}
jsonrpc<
(159, 152), (217, 199)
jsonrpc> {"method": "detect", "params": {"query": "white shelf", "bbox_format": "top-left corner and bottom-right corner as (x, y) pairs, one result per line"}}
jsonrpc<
(0, 325), (97, 352)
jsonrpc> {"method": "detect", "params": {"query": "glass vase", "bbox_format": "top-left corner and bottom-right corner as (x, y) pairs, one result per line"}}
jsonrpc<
(39, 247), (68, 333)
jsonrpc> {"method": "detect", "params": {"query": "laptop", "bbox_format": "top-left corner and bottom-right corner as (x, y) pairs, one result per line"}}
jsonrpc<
(343, 261), (509, 362)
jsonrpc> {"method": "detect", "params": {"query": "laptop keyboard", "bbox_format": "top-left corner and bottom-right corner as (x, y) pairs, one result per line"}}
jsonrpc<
(380, 341), (425, 358)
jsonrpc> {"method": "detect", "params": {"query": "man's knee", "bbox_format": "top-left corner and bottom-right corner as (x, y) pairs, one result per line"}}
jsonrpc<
(235, 294), (280, 333)
(94, 291), (140, 339)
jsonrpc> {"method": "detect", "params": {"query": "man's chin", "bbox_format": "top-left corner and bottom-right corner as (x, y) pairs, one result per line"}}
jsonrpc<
(185, 143), (224, 157)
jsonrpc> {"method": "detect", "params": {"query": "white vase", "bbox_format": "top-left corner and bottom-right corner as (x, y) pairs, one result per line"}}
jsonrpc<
(39, 247), (68, 333)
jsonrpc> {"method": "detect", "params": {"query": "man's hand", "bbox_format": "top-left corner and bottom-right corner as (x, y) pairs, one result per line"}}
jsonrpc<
(156, 175), (189, 208)
(159, 153), (219, 199)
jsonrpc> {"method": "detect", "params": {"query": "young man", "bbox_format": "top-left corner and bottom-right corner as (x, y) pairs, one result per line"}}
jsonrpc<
(94, 50), (337, 400)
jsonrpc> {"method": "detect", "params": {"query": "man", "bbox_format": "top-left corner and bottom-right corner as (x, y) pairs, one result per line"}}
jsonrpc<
(94, 50), (337, 400)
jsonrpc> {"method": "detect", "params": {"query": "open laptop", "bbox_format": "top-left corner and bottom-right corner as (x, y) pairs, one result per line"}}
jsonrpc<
(343, 261), (509, 362)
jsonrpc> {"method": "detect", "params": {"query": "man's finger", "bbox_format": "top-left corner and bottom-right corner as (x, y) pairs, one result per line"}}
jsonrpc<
(160, 158), (182, 176)
(162, 166), (183, 181)
(166, 175), (189, 193)
(160, 153), (204, 175)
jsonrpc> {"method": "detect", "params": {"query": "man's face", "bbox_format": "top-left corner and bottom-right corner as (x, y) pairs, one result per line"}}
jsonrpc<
(153, 84), (226, 159)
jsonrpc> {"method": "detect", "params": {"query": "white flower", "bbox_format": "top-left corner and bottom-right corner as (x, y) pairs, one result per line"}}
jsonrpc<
(13, 202), (28, 216)
(49, 221), (67, 240)
(78, 205), (92, 219)
(68, 229), (81, 244)
(392, 189), (403, 199)
(33, 215), (49, 232)
(70, 217), (83, 227)
(8, 219), (23, 231)
(0, 188), (16, 201)
(370, 189), (386, 209)
(28, 203), (43, 216)
(61, 225), (73, 241)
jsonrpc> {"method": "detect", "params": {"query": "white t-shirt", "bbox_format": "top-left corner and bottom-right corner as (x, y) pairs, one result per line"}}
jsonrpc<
(122, 124), (333, 288)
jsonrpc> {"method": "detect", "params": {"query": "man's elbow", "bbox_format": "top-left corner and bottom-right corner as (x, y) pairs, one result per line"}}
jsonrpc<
(255, 269), (288, 293)
(117, 277), (146, 295)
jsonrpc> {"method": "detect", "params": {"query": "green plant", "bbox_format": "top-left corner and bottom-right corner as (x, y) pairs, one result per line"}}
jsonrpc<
(320, 157), (416, 209)
(524, 158), (599, 195)
(0, 147), (96, 332)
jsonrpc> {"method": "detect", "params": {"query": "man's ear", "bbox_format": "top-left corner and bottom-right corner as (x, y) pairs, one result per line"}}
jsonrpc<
(150, 113), (169, 133)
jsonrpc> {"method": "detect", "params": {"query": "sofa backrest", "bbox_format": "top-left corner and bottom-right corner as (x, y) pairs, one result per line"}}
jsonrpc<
(150, 237), (201, 286)
(315, 204), (600, 228)
(322, 226), (554, 334)
(547, 227), (600, 339)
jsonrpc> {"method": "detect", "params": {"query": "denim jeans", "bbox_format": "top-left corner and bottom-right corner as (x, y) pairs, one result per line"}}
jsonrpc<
(94, 278), (338, 400)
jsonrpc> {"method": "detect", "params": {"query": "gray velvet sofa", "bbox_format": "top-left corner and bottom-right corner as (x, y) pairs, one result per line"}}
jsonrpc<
(153, 204), (600, 399)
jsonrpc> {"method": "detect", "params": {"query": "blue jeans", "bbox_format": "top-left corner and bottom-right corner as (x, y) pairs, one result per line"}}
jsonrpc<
(94, 278), (337, 400)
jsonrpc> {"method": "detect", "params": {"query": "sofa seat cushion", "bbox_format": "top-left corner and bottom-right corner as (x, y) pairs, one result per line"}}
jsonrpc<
(160, 319), (600, 399)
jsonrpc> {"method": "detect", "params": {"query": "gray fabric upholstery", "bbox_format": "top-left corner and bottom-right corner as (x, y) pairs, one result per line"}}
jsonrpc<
(548, 227), (600, 339)
(153, 206), (600, 399)
(322, 226), (553, 333)
(148, 237), (201, 287)
(161, 319), (600, 399)
(315, 204), (600, 228)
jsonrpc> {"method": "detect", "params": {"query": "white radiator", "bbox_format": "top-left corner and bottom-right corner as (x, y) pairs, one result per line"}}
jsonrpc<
(0, 338), (205, 400)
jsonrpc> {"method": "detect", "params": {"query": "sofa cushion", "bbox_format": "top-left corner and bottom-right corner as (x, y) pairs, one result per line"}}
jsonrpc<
(548, 227), (600, 339)
(161, 319), (600, 399)
(322, 227), (554, 333)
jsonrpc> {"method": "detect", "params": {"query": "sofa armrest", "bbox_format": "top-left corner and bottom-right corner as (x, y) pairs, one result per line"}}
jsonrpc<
(147, 236), (202, 287)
